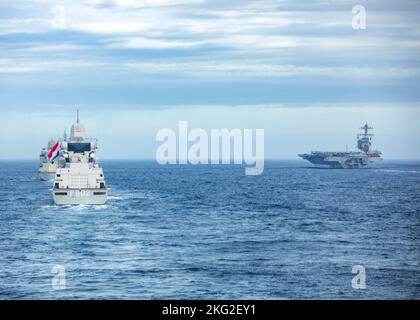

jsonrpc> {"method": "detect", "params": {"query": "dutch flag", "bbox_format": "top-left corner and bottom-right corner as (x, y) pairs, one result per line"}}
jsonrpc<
(48, 141), (60, 162)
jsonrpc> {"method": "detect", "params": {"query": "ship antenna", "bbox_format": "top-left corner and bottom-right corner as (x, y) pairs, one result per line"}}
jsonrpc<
(77, 109), (79, 124)
(359, 123), (373, 137)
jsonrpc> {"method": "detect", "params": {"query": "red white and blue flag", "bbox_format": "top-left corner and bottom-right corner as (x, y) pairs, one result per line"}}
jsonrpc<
(48, 142), (60, 162)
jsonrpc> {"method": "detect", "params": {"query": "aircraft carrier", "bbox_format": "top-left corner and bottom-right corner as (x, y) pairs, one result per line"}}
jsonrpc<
(299, 123), (382, 169)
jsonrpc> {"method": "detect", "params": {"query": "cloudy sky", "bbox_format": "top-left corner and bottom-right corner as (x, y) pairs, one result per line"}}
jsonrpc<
(0, 0), (419, 159)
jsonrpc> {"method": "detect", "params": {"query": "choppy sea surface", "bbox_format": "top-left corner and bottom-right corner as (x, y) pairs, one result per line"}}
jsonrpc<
(0, 160), (419, 299)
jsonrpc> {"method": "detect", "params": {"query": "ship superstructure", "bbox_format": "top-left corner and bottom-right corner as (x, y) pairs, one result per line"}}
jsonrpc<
(52, 111), (108, 205)
(299, 123), (382, 169)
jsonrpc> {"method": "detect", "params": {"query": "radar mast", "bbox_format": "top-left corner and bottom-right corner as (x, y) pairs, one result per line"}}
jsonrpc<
(357, 123), (373, 153)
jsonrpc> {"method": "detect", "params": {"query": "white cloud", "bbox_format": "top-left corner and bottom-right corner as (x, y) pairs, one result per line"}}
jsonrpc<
(106, 33), (420, 54)
(0, 0), (419, 82)
(0, 18), (51, 35)
(2, 54), (418, 80)
(89, 0), (205, 8)
(70, 21), (151, 34)
(124, 60), (420, 79)
(15, 43), (88, 53)
(109, 37), (205, 49)
(0, 58), (102, 73)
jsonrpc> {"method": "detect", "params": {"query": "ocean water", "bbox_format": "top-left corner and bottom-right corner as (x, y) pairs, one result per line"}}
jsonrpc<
(0, 160), (419, 300)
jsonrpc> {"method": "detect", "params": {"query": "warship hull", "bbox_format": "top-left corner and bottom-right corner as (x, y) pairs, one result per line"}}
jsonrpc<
(39, 171), (56, 181)
(53, 188), (108, 205)
(38, 163), (57, 181)
(299, 152), (382, 169)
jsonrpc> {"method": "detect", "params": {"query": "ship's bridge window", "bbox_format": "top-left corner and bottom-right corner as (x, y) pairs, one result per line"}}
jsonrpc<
(67, 143), (91, 153)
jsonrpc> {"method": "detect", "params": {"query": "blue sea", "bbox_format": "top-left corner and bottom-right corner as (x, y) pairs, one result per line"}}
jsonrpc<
(0, 160), (419, 299)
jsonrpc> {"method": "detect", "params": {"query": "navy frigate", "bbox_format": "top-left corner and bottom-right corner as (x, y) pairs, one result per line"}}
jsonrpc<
(299, 123), (382, 168)
(38, 139), (58, 181)
(52, 111), (108, 205)
(38, 130), (67, 180)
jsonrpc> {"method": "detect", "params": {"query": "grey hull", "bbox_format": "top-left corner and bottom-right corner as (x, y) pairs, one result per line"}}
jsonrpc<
(39, 171), (55, 181)
(53, 188), (108, 205)
(301, 158), (365, 169)
(298, 153), (381, 169)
